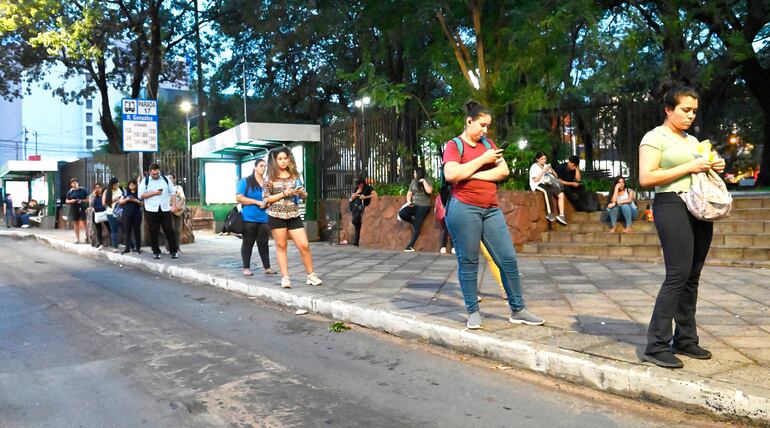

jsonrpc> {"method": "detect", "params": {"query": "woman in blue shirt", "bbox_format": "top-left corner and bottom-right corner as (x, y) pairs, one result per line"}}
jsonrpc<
(236, 159), (275, 276)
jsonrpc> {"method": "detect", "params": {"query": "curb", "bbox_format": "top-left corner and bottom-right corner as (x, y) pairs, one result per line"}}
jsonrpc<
(4, 230), (769, 424)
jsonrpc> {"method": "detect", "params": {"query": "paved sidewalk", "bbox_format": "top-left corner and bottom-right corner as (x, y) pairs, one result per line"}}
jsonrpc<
(4, 229), (770, 423)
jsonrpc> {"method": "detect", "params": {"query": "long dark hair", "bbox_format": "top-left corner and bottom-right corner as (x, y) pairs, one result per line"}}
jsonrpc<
(267, 146), (299, 182)
(658, 81), (699, 110)
(608, 176), (627, 202)
(464, 100), (491, 122)
(126, 178), (138, 195)
(247, 159), (266, 191)
(104, 177), (120, 208)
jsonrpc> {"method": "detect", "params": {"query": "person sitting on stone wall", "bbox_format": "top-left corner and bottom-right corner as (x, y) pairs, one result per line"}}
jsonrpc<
(554, 155), (600, 212)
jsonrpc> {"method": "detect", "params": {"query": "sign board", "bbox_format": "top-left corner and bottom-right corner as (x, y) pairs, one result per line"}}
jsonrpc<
(122, 98), (158, 152)
(28, 155), (41, 161)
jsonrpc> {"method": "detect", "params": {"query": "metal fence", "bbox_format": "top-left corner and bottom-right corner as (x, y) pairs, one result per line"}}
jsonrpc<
(530, 101), (664, 186)
(60, 150), (200, 202)
(320, 110), (420, 198)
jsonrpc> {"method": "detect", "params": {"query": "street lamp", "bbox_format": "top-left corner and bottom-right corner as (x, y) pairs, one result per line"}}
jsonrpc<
(354, 96), (371, 173)
(180, 101), (205, 193)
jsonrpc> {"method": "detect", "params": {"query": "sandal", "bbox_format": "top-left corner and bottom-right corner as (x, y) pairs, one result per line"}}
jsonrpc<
(242, 269), (253, 276)
(263, 268), (277, 275)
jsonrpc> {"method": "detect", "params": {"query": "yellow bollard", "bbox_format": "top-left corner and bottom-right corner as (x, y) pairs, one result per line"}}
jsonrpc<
(480, 242), (506, 299)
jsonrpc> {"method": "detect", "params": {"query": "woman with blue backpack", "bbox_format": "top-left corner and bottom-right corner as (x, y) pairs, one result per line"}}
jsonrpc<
(443, 101), (544, 329)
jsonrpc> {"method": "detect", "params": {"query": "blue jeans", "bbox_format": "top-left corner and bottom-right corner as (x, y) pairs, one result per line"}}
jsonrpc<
(107, 214), (120, 247)
(608, 204), (638, 228)
(445, 198), (525, 314)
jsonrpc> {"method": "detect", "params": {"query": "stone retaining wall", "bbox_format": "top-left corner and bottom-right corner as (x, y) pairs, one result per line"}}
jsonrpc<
(335, 191), (552, 251)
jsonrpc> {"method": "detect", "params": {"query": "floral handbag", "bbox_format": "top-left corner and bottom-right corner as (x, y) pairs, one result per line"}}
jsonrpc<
(681, 169), (732, 221)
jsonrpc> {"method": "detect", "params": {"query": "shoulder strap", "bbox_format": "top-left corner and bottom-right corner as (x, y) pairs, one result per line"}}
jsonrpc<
(480, 136), (492, 150)
(144, 176), (149, 187)
(161, 174), (168, 185)
(451, 137), (464, 158)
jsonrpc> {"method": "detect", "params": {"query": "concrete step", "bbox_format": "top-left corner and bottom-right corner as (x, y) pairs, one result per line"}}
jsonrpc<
(568, 207), (769, 224)
(732, 197), (770, 209)
(521, 241), (770, 264)
(543, 231), (770, 247)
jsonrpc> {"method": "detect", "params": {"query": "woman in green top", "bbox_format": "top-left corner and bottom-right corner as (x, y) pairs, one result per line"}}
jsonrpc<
(399, 167), (433, 252)
(638, 83), (725, 369)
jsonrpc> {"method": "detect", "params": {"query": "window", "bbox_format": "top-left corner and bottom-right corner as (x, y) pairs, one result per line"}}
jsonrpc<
(86, 126), (93, 136)
(86, 112), (93, 123)
(86, 99), (93, 109)
(86, 139), (93, 149)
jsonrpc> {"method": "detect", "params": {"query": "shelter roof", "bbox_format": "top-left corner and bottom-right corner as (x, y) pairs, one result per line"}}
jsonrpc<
(0, 160), (59, 179)
(192, 122), (320, 159)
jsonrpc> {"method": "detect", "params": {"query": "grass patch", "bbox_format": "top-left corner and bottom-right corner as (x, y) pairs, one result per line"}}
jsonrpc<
(328, 321), (351, 333)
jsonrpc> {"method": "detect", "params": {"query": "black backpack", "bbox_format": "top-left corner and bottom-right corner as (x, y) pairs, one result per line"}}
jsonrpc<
(222, 206), (244, 234)
(144, 174), (169, 187)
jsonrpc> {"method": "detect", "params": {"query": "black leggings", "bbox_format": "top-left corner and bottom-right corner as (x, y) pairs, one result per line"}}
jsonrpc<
(401, 205), (431, 248)
(242, 221), (271, 269)
(122, 211), (142, 250)
(646, 192), (713, 354)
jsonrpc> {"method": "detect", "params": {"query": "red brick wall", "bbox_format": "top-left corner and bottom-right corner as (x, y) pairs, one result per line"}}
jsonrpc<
(337, 191), (551, 251)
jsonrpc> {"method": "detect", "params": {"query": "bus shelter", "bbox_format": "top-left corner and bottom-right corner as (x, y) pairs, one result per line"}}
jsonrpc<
(0, 160), (59, 227)
(191, 122), (321, 234)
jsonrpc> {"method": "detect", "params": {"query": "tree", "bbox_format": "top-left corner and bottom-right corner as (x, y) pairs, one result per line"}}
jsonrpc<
(0, 0), (219, 153)
(682, 0), (770, 185)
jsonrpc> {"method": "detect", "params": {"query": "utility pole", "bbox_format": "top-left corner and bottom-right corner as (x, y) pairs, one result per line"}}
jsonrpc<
(23, 128), (28, 160)
(33, 131), (38, 155)
(242, 60), (248, 123)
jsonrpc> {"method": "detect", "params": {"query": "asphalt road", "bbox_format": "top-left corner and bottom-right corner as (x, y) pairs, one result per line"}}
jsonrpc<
(0, 237), (729, 427)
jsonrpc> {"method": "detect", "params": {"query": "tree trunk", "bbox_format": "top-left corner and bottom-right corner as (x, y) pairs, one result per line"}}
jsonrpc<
(146, 0), (162, 100)
(194, 0), (206, 141)
(95, 57), (122, 153)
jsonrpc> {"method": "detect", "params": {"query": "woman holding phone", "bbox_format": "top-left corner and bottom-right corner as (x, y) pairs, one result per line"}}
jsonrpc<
(262, 147), (322, 288)
(443, 101), (544, 329)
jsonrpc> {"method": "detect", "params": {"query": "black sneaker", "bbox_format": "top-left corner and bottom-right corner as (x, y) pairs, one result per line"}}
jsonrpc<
(171, 252), (179, 259)
(672, 344), (712, 360)
(135, 249), (143, 254)
(404, 246), (415, 252)
(642, 351), (684, 369)
(153, 253), (161, 260)
(121, 248), (130, 254)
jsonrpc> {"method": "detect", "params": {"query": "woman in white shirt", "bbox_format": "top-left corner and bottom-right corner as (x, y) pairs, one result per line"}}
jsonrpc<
(606, 176), (637, 232)
(529, 152), (567, 225)
(102, 177), (124, 251)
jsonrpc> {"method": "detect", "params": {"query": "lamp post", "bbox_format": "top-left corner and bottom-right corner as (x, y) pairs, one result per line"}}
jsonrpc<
(353, 96), (371, 173)
(180, 101), (205, 195)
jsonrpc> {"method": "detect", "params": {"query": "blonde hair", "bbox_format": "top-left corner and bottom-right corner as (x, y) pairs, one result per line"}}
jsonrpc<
(266, 147), (299, 182)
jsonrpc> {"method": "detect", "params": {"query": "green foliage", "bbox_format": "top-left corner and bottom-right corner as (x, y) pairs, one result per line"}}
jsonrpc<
(328, 321), (350, 333)
(218, 116), (236, 130)
(373, 182), (409, 196)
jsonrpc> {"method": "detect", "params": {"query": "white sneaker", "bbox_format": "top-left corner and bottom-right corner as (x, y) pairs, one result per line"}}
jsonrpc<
(21, 224), (29, 228)
(451, 248), (456, 254)
(281, 276), (292, 289)
(440, 247), (447, 254)
(306, 272), (322, 286)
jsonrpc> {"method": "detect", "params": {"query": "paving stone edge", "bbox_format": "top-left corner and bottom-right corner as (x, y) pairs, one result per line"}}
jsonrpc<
(3, 230), (768, 424)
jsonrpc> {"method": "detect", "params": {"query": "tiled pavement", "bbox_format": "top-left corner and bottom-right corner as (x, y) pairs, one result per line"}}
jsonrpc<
(5, 229), (770, 421)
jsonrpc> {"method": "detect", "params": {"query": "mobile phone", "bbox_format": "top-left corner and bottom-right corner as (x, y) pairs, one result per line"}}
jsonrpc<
(498, 141), (511, 150)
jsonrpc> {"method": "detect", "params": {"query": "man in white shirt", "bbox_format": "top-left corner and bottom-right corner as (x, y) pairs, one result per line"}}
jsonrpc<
(139, 163), (178, 259)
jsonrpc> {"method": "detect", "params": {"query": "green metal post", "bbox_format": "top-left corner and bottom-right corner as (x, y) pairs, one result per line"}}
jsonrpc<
(303, 143), (318, 221)
(46, 172), (56, 216)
